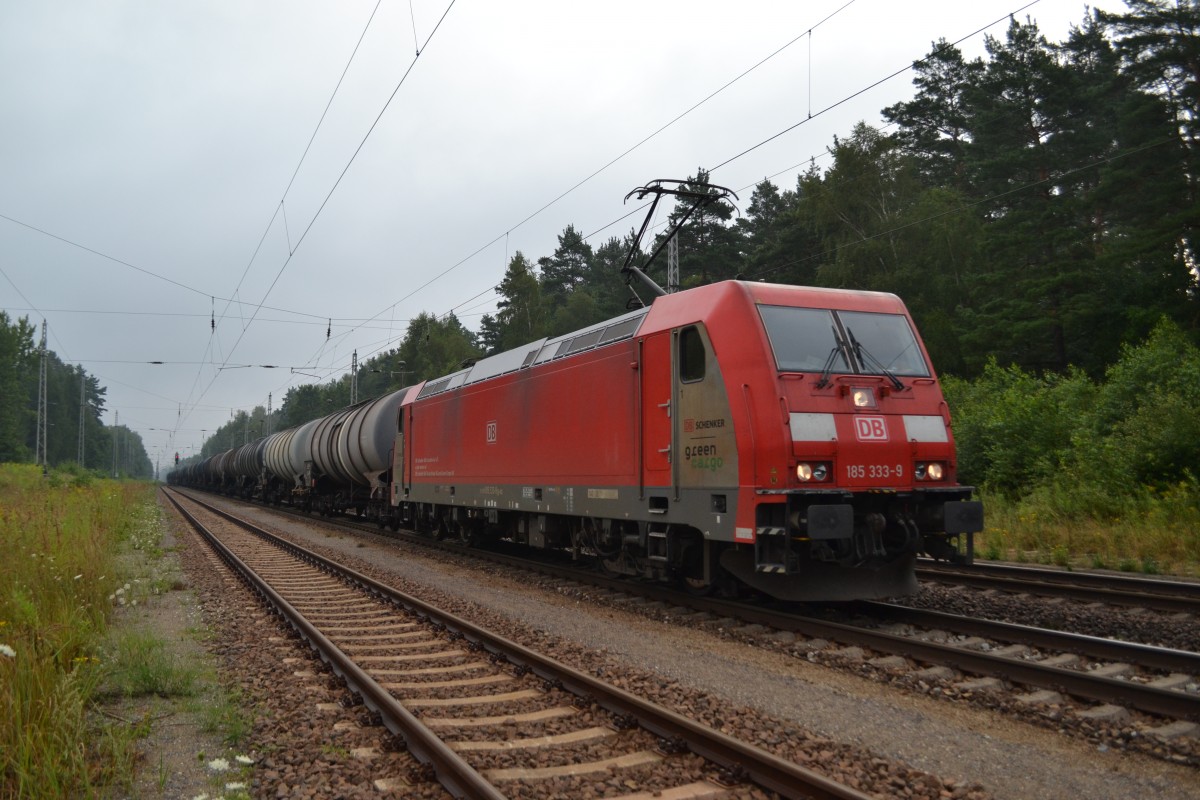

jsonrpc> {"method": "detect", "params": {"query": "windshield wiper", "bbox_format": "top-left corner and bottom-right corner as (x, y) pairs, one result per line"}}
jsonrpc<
(847, 329), (905, 391)
(815, 325), (851, 388)
(815, 346), (840, 388)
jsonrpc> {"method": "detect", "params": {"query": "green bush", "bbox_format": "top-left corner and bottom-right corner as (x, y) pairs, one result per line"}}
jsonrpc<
(943, 361), (1093, 495)
(944, 320), (1200, 572)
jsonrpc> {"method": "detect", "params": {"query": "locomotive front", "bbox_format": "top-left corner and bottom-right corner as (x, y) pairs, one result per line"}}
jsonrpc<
(718, 283), (983, 600)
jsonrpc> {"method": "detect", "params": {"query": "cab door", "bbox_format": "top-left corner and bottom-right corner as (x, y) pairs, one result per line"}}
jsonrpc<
(674, 324), (738, 493)
(640, 333), (673, 495)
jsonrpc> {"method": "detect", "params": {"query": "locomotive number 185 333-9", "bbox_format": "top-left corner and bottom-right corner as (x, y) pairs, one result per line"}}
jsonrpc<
(846, 464), (904, 480)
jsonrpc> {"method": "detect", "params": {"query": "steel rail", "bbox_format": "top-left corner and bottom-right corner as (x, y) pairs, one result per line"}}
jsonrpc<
(720, 603), (1200, 722)
(919, 559), (1200, 597)
(859, 601), (1200, 675)
(163, 491), (505, 800)
(917, 563), (1200, 615)
(166, 488), (874, 800)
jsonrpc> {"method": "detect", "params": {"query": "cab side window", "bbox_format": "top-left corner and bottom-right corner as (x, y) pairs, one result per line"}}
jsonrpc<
(679, 326), (705, 383)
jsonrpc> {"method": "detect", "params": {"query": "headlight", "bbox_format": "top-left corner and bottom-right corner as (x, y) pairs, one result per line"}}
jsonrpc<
(915, 462), (945, 481)
(796, 463), (830, 482)
(851, 388), (876, 408)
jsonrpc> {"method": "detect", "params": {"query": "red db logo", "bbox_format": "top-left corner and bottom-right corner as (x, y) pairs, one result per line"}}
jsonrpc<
(486, 421), (498, 443)
(855, 417), (888, 441)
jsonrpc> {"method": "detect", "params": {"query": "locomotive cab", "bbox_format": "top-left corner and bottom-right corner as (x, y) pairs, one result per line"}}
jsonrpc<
(715, 287), (983, 600)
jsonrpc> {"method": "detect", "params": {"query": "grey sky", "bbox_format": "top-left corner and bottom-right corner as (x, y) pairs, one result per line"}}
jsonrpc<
(0, 0), (1108, 468)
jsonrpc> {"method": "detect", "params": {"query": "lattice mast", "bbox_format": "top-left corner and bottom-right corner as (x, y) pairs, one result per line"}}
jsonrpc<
(36, 321), (48, 467)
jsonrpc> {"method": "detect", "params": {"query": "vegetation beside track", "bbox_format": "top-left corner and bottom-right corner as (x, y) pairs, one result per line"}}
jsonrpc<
(945, 321), (1200, 576)
(0, 464), (243, 798)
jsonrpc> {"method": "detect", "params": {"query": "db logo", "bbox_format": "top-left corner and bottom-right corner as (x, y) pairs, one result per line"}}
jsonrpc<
(485, 421), (498, 443)
(855, 417), (888, 441)
(683, 418), (695, 433)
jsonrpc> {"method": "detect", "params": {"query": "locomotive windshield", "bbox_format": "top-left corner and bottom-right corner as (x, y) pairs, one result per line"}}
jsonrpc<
(758, 305), (930, 378)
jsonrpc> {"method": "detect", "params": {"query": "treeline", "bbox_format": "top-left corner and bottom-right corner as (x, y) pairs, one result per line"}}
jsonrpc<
(0, 312), (151, 478)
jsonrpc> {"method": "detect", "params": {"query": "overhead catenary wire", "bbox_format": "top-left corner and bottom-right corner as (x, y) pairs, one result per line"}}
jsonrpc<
(706, 0), (1042, 175)
(174, 1), (458, 439)
(175, 0), (394, 433)
(0, 212), (364, 323)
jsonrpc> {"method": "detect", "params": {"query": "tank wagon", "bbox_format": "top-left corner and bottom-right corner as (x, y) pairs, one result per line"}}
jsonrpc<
(170, 279), (982, 601)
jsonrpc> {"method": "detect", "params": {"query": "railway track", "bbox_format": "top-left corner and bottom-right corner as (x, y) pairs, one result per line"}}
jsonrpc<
(179, 491), (1200, 751)
(916, 561), (1200, 615)
(164, 487), (876, 800)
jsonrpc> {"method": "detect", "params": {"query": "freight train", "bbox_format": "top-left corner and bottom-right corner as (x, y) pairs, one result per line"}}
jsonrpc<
(169, 279), (982, 601)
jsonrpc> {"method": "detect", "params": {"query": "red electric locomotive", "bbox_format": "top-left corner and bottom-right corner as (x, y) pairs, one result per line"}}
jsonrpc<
(388, 279), (982, 600)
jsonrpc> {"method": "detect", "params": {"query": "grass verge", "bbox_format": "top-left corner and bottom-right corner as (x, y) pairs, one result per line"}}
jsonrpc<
(0, 464), (251, 798)
(973, 488), (1200, 576)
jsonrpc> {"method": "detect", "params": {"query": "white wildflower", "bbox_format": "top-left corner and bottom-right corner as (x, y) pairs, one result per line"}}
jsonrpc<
(0, 644), (15, 658)
(123, 583), (131, 591)
(73, 574), (83, 580)
(225, 782), (246, 791)
(189, 795), (209, 800)
(234, 754), (255, 765)
(207, 757), (230, 772)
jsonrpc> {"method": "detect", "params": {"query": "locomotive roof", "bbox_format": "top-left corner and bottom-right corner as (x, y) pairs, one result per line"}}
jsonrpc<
(638, 280), (907, 335)
(413, 280), (910, 400)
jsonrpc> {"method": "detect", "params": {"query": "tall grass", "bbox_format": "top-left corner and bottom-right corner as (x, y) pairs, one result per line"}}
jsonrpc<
(0, 464), (155, 798)
(972, 482), (1200, 575)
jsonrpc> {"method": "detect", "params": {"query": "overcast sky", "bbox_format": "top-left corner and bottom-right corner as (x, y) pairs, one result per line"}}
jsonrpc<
(0, 0), (1118, 470)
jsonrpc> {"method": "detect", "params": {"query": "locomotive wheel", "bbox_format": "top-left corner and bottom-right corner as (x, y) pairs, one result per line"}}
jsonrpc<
(458, 517), (484, 547)
(678, 538), (715, 596)
(599, 554), (627, 576)
(432, 516), (449, 541)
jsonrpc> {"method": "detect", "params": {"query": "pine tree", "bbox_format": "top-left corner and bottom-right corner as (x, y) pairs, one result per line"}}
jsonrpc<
(537, 224), (594, 309)
(1099, 0), (1200, 328)
(493, 252), (546, 350)
(0, 312), (36, 462)
(883, 39), (985, 188)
